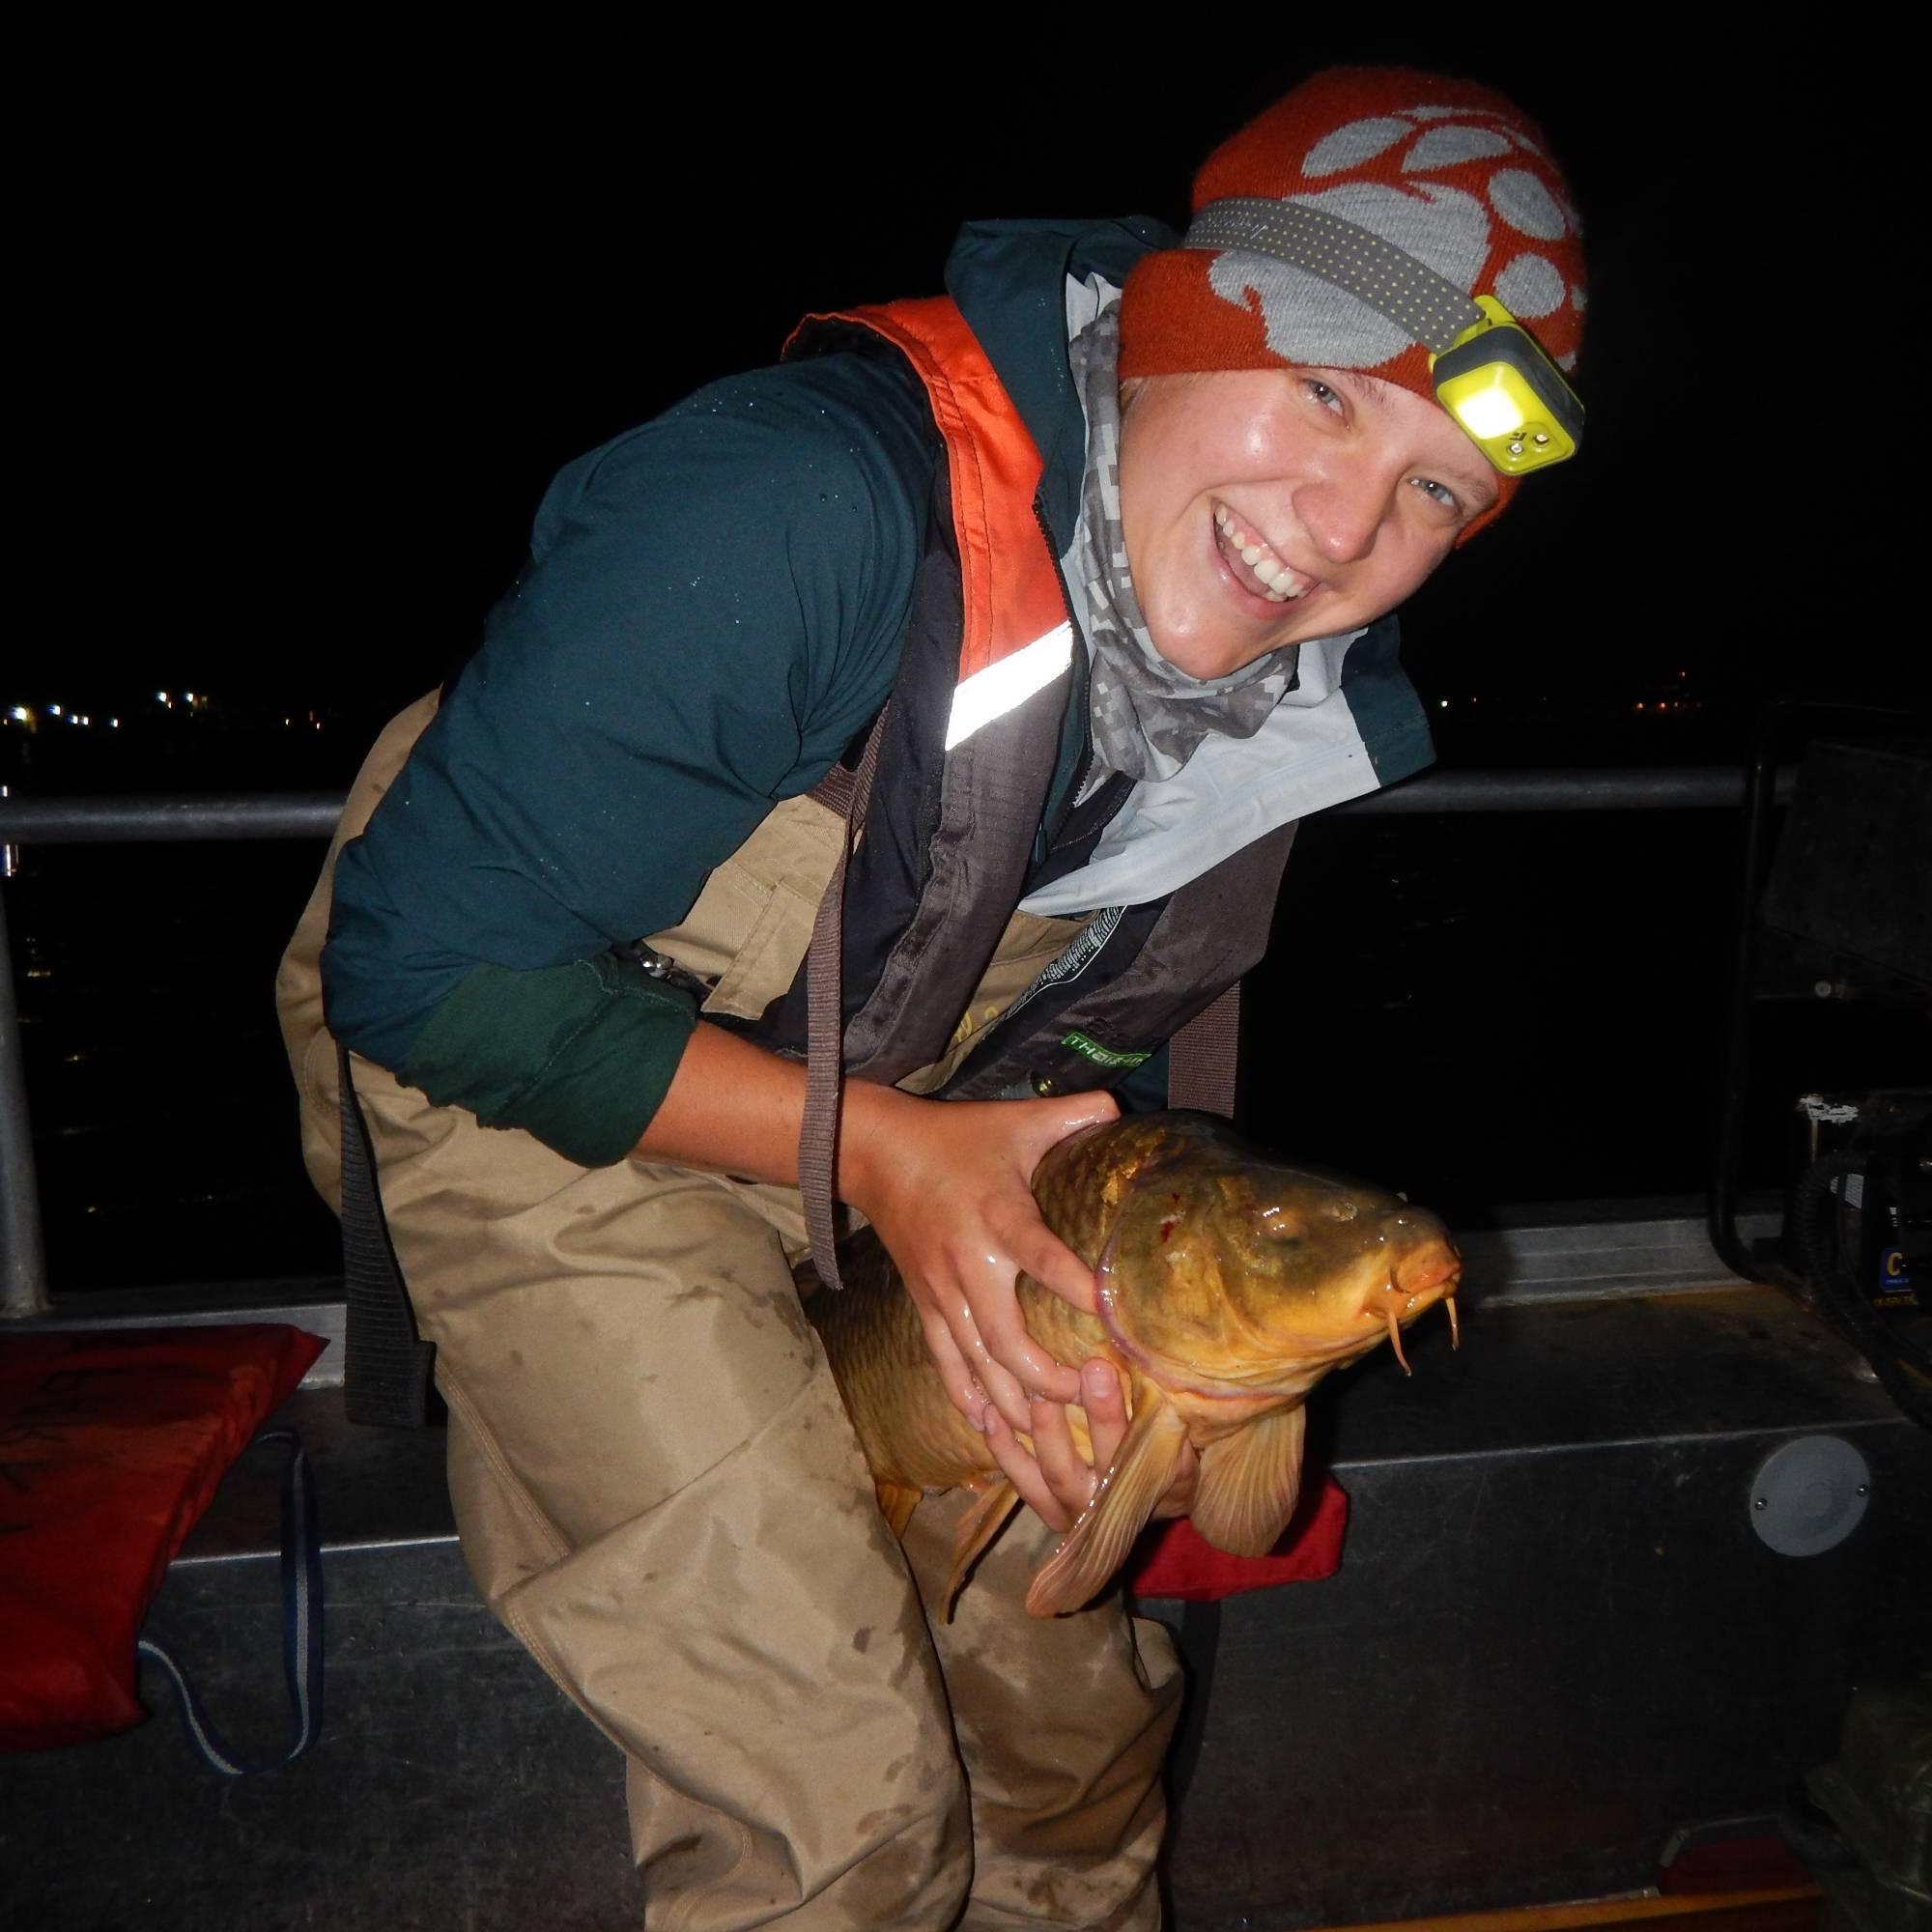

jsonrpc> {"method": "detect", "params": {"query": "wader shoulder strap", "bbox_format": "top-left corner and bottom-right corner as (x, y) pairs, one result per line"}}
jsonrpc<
(1166, 982), (1240, 1118)
(335, 1041), (438, 1427)
(800, 710), (890, 1290)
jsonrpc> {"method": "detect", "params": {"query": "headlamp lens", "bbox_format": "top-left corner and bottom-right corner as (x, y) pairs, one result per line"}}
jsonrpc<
(1450, 384), (1527, 440)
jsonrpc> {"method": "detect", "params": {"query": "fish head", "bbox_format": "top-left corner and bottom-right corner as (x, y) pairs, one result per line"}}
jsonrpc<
(1041, 1114), (1462, 1398)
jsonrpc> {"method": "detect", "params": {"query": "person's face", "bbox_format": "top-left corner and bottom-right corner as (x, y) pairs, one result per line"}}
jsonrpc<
(1117, 365), (1500, 679)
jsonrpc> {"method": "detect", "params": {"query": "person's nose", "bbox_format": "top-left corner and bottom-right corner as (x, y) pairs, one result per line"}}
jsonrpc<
(1293, 458), (1393, 568)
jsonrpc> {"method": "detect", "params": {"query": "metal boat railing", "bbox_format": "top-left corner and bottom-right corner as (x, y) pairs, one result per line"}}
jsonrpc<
(0, 768), (1792, 1320)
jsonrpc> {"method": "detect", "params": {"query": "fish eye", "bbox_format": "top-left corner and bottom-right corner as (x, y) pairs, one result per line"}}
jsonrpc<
(1255, 1209), (1305, 1240)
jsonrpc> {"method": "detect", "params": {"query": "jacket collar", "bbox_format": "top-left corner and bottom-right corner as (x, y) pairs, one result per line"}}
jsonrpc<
(944, 215), (1174, 554)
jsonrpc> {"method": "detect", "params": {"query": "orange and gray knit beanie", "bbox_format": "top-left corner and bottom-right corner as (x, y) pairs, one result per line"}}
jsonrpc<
(1120, 67), (1588, 533)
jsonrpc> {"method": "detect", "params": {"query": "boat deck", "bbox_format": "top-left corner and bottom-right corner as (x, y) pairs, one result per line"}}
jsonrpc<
(2, 1237), (1925, 1929)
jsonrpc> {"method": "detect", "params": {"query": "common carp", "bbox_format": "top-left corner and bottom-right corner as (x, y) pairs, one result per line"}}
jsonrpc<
(803, 1110), (1461, 1617)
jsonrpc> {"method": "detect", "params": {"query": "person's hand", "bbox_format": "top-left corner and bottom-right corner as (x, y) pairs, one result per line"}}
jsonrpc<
(840, 1088), (1117, 1433)
(983, 1359), (1201, 1530)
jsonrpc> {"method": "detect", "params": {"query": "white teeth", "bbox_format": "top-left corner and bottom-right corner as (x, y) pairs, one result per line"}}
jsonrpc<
(1216, 503), (1310, 603)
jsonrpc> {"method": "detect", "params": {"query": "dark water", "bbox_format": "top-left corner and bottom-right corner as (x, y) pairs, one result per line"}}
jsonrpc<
(9, 838), (345, 1293)
(1243, 806), (1924, 1223)
(10, 759), (1923, 1295)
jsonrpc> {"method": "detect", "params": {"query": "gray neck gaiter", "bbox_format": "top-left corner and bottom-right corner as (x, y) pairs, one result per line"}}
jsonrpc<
(1068, 301), (1300, 783)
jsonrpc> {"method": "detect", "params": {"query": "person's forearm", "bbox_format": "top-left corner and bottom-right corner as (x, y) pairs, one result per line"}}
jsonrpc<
(631, 1019), (910, 1205)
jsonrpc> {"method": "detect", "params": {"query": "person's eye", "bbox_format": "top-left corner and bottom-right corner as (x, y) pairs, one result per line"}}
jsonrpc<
(1409, 476), (1462, 512)
(1303, 379), (1345, 414)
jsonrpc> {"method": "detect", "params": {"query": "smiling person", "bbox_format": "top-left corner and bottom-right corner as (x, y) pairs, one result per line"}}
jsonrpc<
(277, 66), (1584, 1932)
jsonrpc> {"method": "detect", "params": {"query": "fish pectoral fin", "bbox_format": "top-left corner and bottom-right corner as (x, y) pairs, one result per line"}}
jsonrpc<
(877, 1482), (923, 1541)
(1187, 1404), (1307, 1558)
(1024, 1396), (1190, 1620)
(944, 1482), (1022, 1622)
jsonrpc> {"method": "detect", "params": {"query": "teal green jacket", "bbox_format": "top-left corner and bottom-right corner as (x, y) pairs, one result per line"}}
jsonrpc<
(321, 216), (1431, 1165)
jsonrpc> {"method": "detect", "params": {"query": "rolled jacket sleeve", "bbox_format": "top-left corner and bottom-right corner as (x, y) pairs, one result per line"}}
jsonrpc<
(399, 954), (698, 1170)
(322, 349), (937, 1162)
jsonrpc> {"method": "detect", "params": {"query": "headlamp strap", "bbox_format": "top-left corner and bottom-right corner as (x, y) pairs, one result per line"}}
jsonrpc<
(1182, 198), (1482, 355)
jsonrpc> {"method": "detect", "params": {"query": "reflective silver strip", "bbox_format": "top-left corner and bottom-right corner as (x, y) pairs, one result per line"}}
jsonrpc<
(1183, 198), (1481, 355)
(944, 622), (1074, 751)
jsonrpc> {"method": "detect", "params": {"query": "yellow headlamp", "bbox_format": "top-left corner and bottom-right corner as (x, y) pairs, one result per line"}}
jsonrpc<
(1181, 198), (1586, 477)
(1430, 295), (1583, 476)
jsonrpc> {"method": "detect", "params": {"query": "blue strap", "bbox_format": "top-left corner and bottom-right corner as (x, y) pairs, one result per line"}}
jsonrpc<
(137, 1426), (325, 1776)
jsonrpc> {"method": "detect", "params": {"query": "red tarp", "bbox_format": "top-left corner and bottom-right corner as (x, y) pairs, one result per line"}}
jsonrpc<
(0, 1325), (325, 1751)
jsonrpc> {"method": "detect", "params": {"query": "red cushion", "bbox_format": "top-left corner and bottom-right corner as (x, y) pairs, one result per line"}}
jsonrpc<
(0, 1324), (326, 1751)
(1125, 1472), (1349, 1602)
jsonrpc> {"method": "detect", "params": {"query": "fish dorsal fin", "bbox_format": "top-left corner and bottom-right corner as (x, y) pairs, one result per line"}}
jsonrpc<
(1024, 1395), (1190, 1618)
(1188, 1404), (1307, 1558)
(945, 1481), (1022, 1621)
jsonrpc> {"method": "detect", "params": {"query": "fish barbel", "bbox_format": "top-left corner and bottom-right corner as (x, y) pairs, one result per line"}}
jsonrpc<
(802, 1110), (1461, 1617)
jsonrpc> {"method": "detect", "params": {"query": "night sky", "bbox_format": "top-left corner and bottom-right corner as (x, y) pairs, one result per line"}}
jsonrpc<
(32, 36), (1893, 742)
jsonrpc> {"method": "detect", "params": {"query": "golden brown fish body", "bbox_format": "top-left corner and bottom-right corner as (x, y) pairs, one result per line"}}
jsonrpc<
(803, 1110), (1461, 1615)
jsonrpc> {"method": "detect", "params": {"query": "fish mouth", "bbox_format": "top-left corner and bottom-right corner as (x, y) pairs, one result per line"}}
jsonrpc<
(1358, 1242), (1462, 1376)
